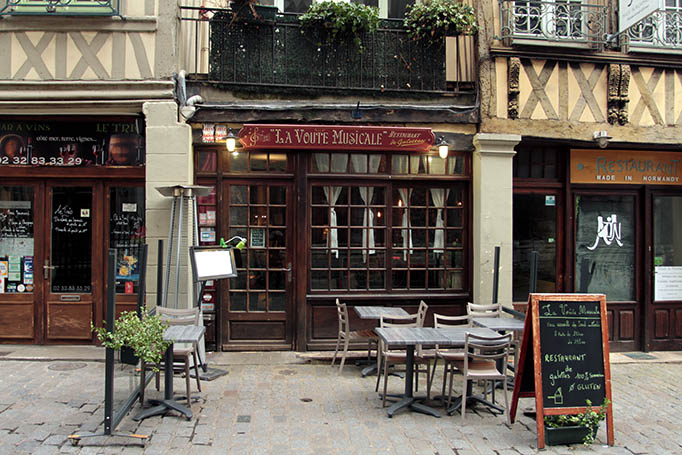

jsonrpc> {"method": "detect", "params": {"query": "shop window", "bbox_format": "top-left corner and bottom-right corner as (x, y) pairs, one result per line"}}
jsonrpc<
(227, 150), (289, 173)
(514, 147), (559, 179)
(392, 153), (466, 175)
(0, 186), (34, 294)
(310, 180), (466, 292)
(110, 187), (145, 295)
(312, 152), (387, 174)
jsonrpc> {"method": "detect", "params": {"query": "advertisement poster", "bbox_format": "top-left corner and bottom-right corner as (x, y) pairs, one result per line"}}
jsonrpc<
(0, 119), (145, 167)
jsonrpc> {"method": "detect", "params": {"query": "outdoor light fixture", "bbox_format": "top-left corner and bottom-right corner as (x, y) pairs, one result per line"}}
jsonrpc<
(435, 136), (449, 159)
(593, 130), (612, 149)
(225, 128), (239, 153)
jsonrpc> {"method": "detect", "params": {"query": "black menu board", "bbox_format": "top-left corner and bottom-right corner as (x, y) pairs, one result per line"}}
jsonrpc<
(538, 300), (606, 409)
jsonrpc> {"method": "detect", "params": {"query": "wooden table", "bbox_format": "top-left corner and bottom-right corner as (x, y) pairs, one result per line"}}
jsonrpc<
(374, 326), (499, 418)
(133, 325), (205, 421)
(353, 306), (409, 376)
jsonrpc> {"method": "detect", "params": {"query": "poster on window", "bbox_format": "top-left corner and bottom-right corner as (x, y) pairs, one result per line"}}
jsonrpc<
(0, 119), (145, 167)
(654, 266), (682, 301)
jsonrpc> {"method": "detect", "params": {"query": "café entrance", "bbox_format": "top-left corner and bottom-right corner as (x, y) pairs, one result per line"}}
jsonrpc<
(0, 179), (145, 344)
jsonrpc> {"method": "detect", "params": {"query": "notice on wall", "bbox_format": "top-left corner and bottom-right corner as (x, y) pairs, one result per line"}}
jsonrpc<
(654, 266), (682, 301)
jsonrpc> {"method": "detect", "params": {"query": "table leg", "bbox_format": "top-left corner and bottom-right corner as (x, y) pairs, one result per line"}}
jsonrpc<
(133, 343), (193, 421)
(446, 381), (504, 416)
(385, 346), (440, 418)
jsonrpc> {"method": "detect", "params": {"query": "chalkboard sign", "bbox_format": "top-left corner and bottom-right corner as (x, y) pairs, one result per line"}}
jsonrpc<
(510, 294), (614, 449)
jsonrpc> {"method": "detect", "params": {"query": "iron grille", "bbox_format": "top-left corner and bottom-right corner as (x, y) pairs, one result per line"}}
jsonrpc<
(626, 8), (682, 50)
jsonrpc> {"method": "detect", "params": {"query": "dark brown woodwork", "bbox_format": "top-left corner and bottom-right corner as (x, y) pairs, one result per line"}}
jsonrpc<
(47, 303), (92, 340)
(0, 304), (34, 339)
(229, 321), (286, 340)
(619, 310), (635, 340)
(654, 310), (669, 339)
(675, 309), (682, 338)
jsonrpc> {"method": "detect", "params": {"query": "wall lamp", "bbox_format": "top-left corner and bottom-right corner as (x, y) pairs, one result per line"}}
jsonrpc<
(435, 136), (449, 159)
(225, 128), (239, 153)
(593, 130), (612, 149)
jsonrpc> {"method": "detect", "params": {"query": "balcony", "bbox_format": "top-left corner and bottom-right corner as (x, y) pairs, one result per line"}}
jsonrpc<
(626, 9), (682, 52)
(180, 6), (477, 96)
(498, 0), (607, 47)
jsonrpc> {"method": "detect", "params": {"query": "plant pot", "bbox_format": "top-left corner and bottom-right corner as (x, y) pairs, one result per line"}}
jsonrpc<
(544, 424), (598, 446)
(120, 345), (139, 366)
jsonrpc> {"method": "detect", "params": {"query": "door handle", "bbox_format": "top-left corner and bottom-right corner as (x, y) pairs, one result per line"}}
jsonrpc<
(286, 262), (293, 283)
(43, 260), (57, 272)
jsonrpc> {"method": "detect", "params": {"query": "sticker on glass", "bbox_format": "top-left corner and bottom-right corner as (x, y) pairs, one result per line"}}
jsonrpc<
(587, 214), (623, 250)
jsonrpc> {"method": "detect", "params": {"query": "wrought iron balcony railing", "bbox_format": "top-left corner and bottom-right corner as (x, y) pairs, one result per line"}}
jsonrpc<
(180, 6), (477, 95)
(0, 0), (119, 16)
(498, 0), (607, 45)
(626, 8), (682, 51)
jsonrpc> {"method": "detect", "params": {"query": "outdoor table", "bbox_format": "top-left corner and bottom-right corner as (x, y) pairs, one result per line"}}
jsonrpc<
(133, 325), (205, 421)
(354, 306), (409, 376)
(471, 317), (524, 332)
(374, 326), (499, 418)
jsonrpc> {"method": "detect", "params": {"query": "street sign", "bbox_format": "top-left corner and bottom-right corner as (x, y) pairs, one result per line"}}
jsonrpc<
(619, 0), (659, 33)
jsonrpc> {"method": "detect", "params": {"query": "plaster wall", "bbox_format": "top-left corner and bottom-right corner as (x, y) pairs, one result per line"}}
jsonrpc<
(144, 101), (194, 310)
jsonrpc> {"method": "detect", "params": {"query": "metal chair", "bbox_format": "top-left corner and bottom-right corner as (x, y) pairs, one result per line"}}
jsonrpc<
(140, 306), (202, 409)
(427, 313), (469, 407)
(331, 299), (378, 374)
(453, 332), (512, 424)
(375, 313), (432, 407)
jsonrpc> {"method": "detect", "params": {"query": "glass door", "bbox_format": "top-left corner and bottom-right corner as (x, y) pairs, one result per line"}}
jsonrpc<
(650, 194), (682, 350)
(574, 192), (640, 350)
(45, 184), (99, 340)
(222, 181), (294, 348)
(0, 185), (38, 340)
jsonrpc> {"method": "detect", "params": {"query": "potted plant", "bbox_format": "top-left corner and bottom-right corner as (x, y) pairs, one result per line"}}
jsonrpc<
(403, 0), (477, 47)
(299, 0), (380, 50)
(92, 307), (171, 371)
(544, 399), (610, 446)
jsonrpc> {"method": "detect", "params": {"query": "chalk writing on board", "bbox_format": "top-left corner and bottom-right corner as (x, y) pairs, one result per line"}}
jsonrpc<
(53, 204), (88, 234)
(538, 300), (606, 409)
(110, 213), (144, 238)
(0, 208), (33, 238)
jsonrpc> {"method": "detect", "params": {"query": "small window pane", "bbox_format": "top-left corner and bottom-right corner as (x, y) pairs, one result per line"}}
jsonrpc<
(198, 151), (216, 172)
(251, 152), (267, 171)
(392, 155), (409, 174)
(230, 151), (247, 171)
(230, 292), (246, 311)
(312, 153), (329, 172)
(270, 186), (286, 204)
(230, 186), (247, 204)
(229, 207), (247, 226)
(249, 293), (267, 311)
(270, 153), (287, 171)
(270, 293), (286, 311)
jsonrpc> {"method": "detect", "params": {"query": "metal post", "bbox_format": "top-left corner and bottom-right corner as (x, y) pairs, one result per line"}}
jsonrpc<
(104, 249), (116, 436)
(163, 196), (177, 308)
(529, 250), (539, 294)
(492, 246), (500, 304)
(136, 244), (148, 318)
(157, 239), (164, 308)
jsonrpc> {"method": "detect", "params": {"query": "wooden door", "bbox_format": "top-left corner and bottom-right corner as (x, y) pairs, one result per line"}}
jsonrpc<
(221, 181), (295, 349)
(573, 190), (641, 351)
(647, 191), (682, 350)
(44, 183), (103, 341)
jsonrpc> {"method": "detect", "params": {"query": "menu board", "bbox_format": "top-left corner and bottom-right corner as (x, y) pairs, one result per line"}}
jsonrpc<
(538, 300), (606, 408)
(0, 118), (144, 167)
(51, 189), (92, 293)
(510, 294), (614, 449)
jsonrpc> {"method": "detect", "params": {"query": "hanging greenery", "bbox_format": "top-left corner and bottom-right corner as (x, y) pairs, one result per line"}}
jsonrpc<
(299, 1), (380, 49)
(404, 0), (477, 47)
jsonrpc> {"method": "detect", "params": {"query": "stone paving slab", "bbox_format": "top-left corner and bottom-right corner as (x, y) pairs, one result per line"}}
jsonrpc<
(0, 355), (680, 454)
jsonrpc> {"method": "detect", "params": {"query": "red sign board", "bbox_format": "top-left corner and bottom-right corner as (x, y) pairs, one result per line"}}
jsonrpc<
(238, 124), (435, 152)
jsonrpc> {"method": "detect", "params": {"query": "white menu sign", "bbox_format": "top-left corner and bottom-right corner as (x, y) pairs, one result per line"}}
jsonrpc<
(619, 0), (659, 32)
(654, 266), (682, 301)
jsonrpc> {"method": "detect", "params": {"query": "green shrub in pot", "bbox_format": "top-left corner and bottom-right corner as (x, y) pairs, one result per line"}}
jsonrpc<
(404, 0), (477, 47)
(299, 1), (380, 49)
(544, 399), (610, 445)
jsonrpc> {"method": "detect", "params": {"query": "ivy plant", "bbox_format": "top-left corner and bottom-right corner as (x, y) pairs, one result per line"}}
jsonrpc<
(92, 307), (171, 371)
(404, 0), (477, 47)
(544, 399), (610, 445)
(299, 1), (380, 49)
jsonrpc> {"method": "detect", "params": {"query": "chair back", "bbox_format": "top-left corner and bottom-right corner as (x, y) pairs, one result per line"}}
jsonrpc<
(156, 306), (200, 326)
(464, 332), (512, 369)
(335, 299), (350, 335)
(416, 300), (428, 327)
(433, 313), (468, 351)
(466, 302), (501, 322)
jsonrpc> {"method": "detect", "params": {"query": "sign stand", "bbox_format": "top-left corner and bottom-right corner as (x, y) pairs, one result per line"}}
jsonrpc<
(510, 293), (614, 449)
(67, 248), (150, 446)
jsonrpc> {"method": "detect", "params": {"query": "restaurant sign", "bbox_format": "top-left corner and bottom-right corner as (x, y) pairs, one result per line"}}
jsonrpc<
(571, 150), (682, 185)
(238, 124), (435, 152)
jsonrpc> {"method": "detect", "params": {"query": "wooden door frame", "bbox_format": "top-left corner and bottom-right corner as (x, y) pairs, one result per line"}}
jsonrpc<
(220, 177), (296, 350)
(569, 186), (642, 351)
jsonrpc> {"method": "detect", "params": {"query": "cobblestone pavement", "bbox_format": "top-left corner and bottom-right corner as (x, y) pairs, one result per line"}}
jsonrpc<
(0, 356), (680, 454)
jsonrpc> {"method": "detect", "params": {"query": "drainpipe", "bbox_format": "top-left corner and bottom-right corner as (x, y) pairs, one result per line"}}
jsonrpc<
(175, 70), (204, 120)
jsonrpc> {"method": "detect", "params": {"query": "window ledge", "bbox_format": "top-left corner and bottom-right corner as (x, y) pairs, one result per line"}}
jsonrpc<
(0, 15), (157, 32)
(627, 44), (682, 55)
(511, 37), (595, 49)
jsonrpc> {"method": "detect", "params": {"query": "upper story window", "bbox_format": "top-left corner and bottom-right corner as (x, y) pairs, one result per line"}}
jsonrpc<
(627, 0), (682, 51)
(0, 0), (120, 16)
(499, 0), (607, 46)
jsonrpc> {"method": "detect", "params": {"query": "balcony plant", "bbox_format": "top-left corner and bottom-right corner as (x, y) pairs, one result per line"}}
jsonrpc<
(92, 307), (170, 370)
(299, 1), (380, 49)
(404, 0), (477, 47)
(544, 399), (610, 446)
